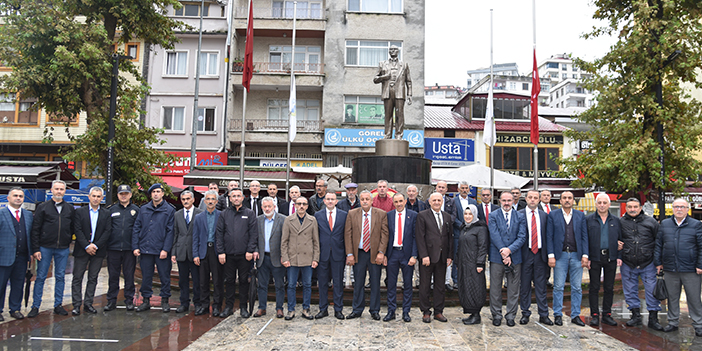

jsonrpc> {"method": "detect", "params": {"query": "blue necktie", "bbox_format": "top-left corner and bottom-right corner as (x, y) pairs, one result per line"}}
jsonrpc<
(185, 210), (190, 225)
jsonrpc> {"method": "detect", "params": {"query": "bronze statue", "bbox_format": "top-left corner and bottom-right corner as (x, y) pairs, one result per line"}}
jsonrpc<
(373, 45), (412, 139)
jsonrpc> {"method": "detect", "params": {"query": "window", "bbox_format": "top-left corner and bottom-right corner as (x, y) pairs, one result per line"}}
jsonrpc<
(345, 40), (402, 66)
(425, 91), (434, 96)
(0, 94), (36, 124)
(344, 96), (384, 124)
(267, 99), (320, 121)
(547, 62), (559, 69)
(175, 2), (209, 17)
(163, 106), (185, 131)
(126, 43), (139, 61)
(471, 96), (530, 120)
(272, 1), (323, 19)
(47, 112), (78, 125)
(493, 147), (559, 171)
(572, 74), (578, 79)
(199, 51), (219, 76)
(561, 64), (568, 71)
(572, 65), (578, 71)
(165, 51), (188, 76)
(444, 130), (455, 138)
(509, 82), (516, 90)
(550, 72), (558, 78)
(562, 73), (567, 79)
(541, 84), (549, 92)
(326, 155), (339, 167)
(348, 0), (403, 13)
(269, 45), (321, 72)
(522, 83), (529, 90)
(197, 107), (216, 132)
(342, 155), (354, 168)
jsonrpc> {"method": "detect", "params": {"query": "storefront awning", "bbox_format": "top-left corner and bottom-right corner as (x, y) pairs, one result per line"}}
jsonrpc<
(0, 161), (79, 191)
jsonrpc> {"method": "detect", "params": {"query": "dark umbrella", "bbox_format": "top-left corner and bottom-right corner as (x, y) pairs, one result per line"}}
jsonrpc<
(248, 266), (258, 315)
(24, 269), (33, 307)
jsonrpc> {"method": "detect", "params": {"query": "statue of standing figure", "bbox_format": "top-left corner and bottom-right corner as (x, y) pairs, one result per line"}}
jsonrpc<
(373, 45), (412, 139)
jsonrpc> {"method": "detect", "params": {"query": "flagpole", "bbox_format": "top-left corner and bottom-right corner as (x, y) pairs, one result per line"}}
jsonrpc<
(532, 0), (538, 190)
(240, 89), (247, 187)
(285, 1), (298, 201)
(240, 0), (254, 188)
(489, 9), (494, 190)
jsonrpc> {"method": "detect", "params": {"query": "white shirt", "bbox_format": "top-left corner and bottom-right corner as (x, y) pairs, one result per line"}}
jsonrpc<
(432, 209), (443, 230)
(184, 208), (192, 222)
(326, 207), (336, 229)
(541, 202), (551, 213)
(288, 200), (295, 215)
(458, 195), (469, 212)
(526, 208), (542, 249)
(501, 208), (512, 228)
(8, 206), (21, 219)
(358, 209), (372, 250)
(394, 210), (405, 247)
(562, 209), (573, 225)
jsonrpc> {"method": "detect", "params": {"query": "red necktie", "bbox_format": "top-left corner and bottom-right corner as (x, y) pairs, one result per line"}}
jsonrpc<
(545, 204), (550, 214)
(362, 213), (370, 252)
(329, 211), (333, 231)
(531, 210), (538, 254)
(15, 209), (20, 223)
(485, 204), (489, 225)
(292, 203), (295, 214)
(397, 212), (403, 246)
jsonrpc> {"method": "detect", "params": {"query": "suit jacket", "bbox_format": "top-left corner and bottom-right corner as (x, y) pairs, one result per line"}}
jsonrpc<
(374, 58), (412, 100)
(172, 207), (203, 262)
(315, 208), (347, 262)
(520, 207), (549, 262)
(488, 209), (527, 264)
(243, 195), (263, 216)
(585, 212), (620, 262)
(257, 212), (286, 268)
(539, 202), (554, 214)
(271, 197), (286, 214)
(547, 209), (589, 260)
(73, 205), (112, 258)
(416, 209), (453, 263)
(478, 203), (500, 224)
(344, 207), (389, 261)
(0, 207), (33, 265)
(192, 209), (221, 260)
(425, 195), (456, 226)
(308, 194), (325, 215)
(386, 209), (418, 264)
(453, 196), (478, 236)
(281, 214), (319, 266)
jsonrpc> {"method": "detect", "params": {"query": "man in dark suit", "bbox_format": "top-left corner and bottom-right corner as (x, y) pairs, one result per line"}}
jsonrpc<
(384, 193), (417, 322)
(478, 188), (499, 224)
(0, 187), (33, 320)
(280, 185), (301, 216)
(254, 197), (287, 318)
(308, 179), (328, 215)
(171, 190), (203, 313)
(511, 187), (527, 211)
(344, 190), (389, 320)
(337, 183), (360, 212)
(585, 193), (620, 326)
(199, 182), (219, 210)
(425, 181), (455, 224)
(266, 183), (286, 214)
(450, 181), (478, 290)
(416, 192), (453, 323)
(405, 184), (427, 213)
(518, 190), (552, 325)
(314, 192), (347, 320)
(539, 189), (553, 214)
(105, 185), (139, 312)
(216, 180), (238, 211)
(547, 191), (589, 327)
(71, 187), (112, 315)
(244, 180), (263, 216)
(192, 190), (223, 317)
(488, 191), (527, 327)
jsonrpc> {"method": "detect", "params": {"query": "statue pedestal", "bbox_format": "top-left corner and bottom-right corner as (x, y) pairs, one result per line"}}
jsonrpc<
(375, 139), (409, 156)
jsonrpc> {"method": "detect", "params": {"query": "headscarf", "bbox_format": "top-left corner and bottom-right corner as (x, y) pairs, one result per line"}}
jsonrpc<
(465, 204), (479, 225)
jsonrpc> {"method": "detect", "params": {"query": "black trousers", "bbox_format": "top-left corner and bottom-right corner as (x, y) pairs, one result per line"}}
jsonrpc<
(106, 250), (136, 303)
(419, 259), (447, 315)
(588, 259), (617, 315)
(72, 254), (104, 307)
(224, 254), (251, 309)
(177, 259), (201, 306)
(520, 249), (549, 317)
(199, 245), (224, 308)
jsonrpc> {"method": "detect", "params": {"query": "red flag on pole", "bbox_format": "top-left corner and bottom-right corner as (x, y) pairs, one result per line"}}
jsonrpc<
(242, 0), (254, 92)
(530, 49), (540, 145)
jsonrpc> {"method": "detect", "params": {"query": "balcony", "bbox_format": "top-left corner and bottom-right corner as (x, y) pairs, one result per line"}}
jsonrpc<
(234, 7), (326, 32)
(235, 6), (324, 20)
(232, 61), (324, 75)
(231, 62), (325, 88)
(230, 119), (322, 132)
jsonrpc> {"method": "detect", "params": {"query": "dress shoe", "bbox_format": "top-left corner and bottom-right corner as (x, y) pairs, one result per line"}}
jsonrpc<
(10, 311), (24, 319)
(54, 306), (68, 316)
(176, 305), (189, 313)
(161, 300), (170, 313)
(334, 311), (345, 320)
(254, 309), (266, 318)
(423, 314), (431, 323)
(402, 313), (412, 323)
(445, 283), (454, 291)
(539, 316), (553, 325)
(602, 314), (617, 326)
(506, 319), (516, 327)
(277, 310), (285, 318)
(346, 312), (362, 319)
(519, 315), (529, 325)
(136, 300), (151, 312)
(492, 318), (501, 326)
(663, 324), (678, 332)
(240, 308), (250, 318)
(194, 307), (207, 316)
(219, 307), (233, 318)
(590, 314), (600, 326)
(315, 310), (328, 319)
(27, 307), (39, 318)
(125, 300), (135, 311)
(371, 312), (381, 321)
(695, 328), (702, 337)
(302, 309), (314, 320)
(212, 306), (221, 317)
(554, 315), (563, 326)
(434, 313), (447, 322)
(84, 305), (97, 314)
(72, 306), (81, 316)
(383, 312), (396, 322)
(104, 302), (117, 312)
(462, 313), (481, 325)
(571, 316), (585, 326)
(285, 310), (295, 320)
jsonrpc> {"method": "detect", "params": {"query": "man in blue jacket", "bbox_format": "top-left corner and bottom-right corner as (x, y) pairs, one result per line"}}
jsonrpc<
(0, 187), (33, 320)
(655, 198), (702, 336)
(193, 190), (223, 317)
(105, 185), (139, 312)
(384, 193), (417, 323)
(314, 192), (347, 320)
(132, 183), (176, 313)
(547, 191), (589, 327)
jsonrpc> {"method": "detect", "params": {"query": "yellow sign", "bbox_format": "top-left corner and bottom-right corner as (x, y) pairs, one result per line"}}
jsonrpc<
(292, 160), (322, 167)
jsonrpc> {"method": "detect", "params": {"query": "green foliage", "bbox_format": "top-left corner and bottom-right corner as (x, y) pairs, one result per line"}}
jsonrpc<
(558, 0), (702, 197)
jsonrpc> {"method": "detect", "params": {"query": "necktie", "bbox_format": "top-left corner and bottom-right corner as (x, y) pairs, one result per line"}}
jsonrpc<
(15, 209), (20, 223)
(436, 212), (442, 231)
(485, 204), (489, 225)
(252, 198), (258, 215)
(362, 213), (370, 252)
(545, 204), (550, 214)
(292, 203), (296, 214)
(531, 210), (538, 254)
(329, 211), (333, 231)
(185, 210), (190, 225)
(397, 212), (403, 246)
(505, 212), (510, 229)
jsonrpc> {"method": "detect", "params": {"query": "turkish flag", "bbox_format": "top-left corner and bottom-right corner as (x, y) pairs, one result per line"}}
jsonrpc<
(530, 49), (540, 145)
(242, 0), (254, 92)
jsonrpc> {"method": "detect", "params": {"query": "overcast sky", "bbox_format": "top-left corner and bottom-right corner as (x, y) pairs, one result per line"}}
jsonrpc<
(424, 0), (618, 88)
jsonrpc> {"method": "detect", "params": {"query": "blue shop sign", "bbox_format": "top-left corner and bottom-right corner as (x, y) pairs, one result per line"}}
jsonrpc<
(324, 128), (424, 148)
(424, 138), (475, 167)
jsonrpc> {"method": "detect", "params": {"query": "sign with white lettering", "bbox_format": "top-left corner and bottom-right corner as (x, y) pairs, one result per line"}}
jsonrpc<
(496, 134), (563, 145)
(424, 138), (475, 167)
(324, 128), (424, 148)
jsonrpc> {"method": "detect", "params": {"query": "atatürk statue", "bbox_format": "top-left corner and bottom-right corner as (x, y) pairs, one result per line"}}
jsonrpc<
(373, 45), (412, 139)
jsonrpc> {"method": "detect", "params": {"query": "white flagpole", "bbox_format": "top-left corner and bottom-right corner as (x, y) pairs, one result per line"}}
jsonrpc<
(285, 1), (298, 198)
(489, 9), (494, 190)
(532, 0), (539, 190)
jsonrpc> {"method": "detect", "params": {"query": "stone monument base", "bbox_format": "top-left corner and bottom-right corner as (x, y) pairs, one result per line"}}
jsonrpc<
(375, 139), (409, 156)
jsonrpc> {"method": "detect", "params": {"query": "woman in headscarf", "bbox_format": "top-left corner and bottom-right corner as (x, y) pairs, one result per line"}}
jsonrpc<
(457, 204), (488, 325)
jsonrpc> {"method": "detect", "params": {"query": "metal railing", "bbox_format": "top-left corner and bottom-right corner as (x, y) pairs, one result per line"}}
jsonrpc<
(232, 61), (324, 74)
(230, 119), (322, 132)
(235, 6), (324, 20)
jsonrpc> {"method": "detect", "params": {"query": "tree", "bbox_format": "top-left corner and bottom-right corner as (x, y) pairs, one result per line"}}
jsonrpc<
(0, 0), (188, 201)
(558, 0), (702, 198)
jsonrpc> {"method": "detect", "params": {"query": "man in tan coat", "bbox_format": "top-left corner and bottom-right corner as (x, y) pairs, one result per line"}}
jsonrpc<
(281, 197), (319, 320)
(344, 190), (389, 320)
